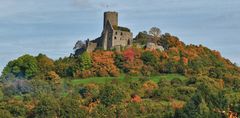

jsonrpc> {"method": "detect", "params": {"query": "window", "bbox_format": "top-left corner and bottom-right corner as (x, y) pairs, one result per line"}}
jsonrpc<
(114, 37), (117, 39)
(128, 39), (131, 45)
(115, 32), (118, 35)
(121, 32), (123, 35)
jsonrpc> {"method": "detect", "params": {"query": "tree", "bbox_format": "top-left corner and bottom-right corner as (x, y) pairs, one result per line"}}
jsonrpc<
(149, 27), (161, 37)
(2, 54), (39, 79)
(33, 94), (60, 118)
(76, 52), (92, 71)
(46, 71), (60, 84)
(91, 51), (119, 77)
(114, 54), (124, 70)
(141, 51), (157, 66)
(60, 96), (86, 118)
(99, 85), (125, 106)
(36, 54), (55, 74)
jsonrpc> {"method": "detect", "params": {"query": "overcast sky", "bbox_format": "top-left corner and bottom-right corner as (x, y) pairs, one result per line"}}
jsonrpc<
(0, 0), (240, 72)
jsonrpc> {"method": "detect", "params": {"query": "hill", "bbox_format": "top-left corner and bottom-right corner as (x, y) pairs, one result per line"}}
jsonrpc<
(0, 31), (240, 117)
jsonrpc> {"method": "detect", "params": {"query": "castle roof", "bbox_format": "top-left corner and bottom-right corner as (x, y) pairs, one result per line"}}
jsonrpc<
(112, 25), (131, 32)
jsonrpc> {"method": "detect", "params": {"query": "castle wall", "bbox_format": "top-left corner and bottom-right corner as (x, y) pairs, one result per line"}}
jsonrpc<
(111, 30), (133, 49)
(86, 42), (97, 52)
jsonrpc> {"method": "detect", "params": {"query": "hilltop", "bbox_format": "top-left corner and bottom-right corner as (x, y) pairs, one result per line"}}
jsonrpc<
(0, 29), (240, 117)
(0, 11), (239, 117)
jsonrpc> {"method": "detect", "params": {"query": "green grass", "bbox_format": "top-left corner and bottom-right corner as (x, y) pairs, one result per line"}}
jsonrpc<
(70, 74), (187, 85)
(150, 74), (187, 83)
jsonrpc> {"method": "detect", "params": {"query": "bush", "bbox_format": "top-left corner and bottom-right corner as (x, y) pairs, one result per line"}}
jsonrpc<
(98, 69), (109, 77)
(33, 94), (60, 118)
(60, 96), (87, 118)
(141, 51), (157, 66)
(99, 85), (125, 106)
(79, 83), (99, 99)
(170, 78), (183, 87)
(0, 109), (12, 118)
(109, 69), (120, 77)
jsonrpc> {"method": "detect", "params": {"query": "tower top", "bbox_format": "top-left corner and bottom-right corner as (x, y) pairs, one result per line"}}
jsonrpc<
(103, 11), (118, 30)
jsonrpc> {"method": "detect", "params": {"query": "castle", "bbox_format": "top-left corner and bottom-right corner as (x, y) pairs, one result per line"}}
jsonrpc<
(85, 11), (133, 52)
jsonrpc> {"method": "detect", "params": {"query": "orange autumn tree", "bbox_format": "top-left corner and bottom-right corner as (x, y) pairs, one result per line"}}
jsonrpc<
(91, 51), (120, 77)
(122, 48), (144, 75)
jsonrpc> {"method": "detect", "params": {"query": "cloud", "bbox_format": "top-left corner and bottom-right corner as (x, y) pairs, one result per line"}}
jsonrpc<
(73, 0), (91, 7)
(72, 0), (120, 10)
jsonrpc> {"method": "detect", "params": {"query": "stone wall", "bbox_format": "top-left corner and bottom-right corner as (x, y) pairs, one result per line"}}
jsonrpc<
(86, 42), (97, 52)
(111, 30), (132, 49)
(104, 12), (118, 30)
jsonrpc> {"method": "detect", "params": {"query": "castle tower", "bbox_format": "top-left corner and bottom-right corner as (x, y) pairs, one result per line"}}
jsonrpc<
(103, 11), (118, 30)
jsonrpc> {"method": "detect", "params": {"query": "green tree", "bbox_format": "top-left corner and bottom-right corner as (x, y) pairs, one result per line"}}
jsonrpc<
(33, 94), (60, 118)
(77, 52), (92, 71)
(2, 54), (39, 79)
(141, 51), (157, 66)
(99, 85), (125, 106)
(60, 96), (86, 118)
(114, 54), (124, 70)
(175, 84), (227, 118)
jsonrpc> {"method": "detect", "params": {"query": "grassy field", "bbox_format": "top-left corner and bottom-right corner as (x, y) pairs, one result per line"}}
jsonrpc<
(70, 74), (187, 85)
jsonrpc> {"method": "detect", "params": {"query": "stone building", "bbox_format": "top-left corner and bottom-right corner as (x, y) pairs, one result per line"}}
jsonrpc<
(85, 11), (133, 52)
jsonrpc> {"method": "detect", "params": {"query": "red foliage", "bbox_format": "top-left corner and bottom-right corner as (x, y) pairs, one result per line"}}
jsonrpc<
(123, 48), (135, 62)
(123, 59), (143, 75)
(182, 57), (189, 65)
(172, 56), (180, 62)
(161, 52), (169, 59)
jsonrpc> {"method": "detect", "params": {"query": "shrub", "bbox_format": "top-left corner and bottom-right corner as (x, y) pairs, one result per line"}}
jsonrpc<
(33, 94), (60, 118)
(79, 83), (99, 99)
(141, 51), (157, 66)
(46, 71), (60, 84)
(99, 85), (125, 106)
(60, 96), (87, 118)
(0, 109), (12, 118)
(170, 78), (183, 87)
(98, 69), (109, 77)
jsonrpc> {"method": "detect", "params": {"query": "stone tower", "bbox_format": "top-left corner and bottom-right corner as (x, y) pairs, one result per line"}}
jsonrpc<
(103, 12), (118, 30)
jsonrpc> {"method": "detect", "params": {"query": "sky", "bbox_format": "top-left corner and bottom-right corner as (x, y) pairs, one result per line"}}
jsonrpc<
(0, 0), (240, 73)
